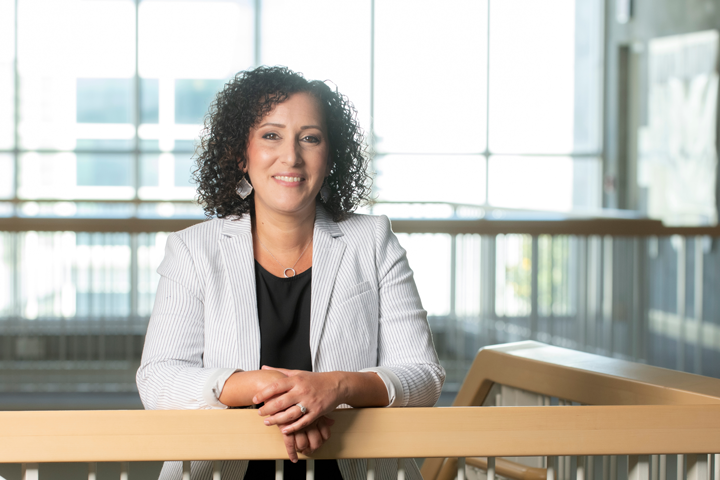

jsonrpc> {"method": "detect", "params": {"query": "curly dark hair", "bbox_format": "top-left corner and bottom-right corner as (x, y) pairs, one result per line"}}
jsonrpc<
(193, 66), (372, 222)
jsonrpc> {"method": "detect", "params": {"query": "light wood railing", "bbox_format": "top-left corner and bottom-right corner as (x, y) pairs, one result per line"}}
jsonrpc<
(422, 340), (720, 480)
(2, 405), (720, 479)
(3, 342), (720, 480)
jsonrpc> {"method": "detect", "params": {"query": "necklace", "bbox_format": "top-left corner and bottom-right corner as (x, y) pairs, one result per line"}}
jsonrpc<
(257, 236), (312, 278)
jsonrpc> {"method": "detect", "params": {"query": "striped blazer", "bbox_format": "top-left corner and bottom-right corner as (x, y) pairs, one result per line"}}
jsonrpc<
(136, 205), (445, 480)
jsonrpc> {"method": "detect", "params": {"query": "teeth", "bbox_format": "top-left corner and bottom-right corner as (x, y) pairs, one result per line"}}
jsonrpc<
(275, 176), (302, 182)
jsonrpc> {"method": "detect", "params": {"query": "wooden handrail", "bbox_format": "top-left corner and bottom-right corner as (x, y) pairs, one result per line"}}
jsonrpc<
(453, 341), (720, 407)
(0, 405), (719, 463)
(2, 216), (720, 236)
(466, 457), (546, 480)
(421, 341), (720, 480)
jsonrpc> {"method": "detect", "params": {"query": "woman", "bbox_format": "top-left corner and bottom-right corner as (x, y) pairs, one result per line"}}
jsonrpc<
(136, 66), (444, 480)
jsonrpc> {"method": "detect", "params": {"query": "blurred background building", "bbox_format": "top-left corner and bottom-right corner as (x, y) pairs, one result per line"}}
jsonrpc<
(0, 0), (719, 412)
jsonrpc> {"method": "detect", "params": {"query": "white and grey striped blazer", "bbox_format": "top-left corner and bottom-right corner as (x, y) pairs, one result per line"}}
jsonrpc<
(136, 205), (445, 480)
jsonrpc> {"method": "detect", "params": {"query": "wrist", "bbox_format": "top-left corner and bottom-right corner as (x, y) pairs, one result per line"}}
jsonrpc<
(332, 371), (350, 405)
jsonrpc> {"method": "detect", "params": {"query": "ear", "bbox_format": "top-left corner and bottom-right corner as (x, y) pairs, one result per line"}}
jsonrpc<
(238, 158), (248, 174)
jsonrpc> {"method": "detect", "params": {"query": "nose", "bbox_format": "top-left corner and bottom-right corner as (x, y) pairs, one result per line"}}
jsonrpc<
(280, 139), (303, 167)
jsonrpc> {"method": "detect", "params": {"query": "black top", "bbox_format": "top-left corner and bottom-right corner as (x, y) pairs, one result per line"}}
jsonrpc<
(245, 261), (343, 480)
(255, 260), (313, 371)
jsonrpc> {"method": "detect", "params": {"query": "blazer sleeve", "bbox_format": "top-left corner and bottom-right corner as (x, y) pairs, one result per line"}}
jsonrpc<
(364, 215), (445, 407)
(136, 233), (238, 410)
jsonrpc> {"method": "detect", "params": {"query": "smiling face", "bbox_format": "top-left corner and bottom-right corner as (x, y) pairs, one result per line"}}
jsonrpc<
(244, 92), (330, 219)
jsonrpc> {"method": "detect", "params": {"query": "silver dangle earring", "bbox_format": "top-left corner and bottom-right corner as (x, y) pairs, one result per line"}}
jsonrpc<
(320, 182), (331, 203)
(236, 175), (253, 199)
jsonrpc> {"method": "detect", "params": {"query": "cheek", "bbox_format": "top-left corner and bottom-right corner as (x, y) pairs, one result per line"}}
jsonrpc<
(245, 144), (271, 173)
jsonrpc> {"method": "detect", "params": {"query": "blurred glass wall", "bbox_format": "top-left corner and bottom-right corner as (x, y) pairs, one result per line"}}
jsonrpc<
(0, 0), (605, 395)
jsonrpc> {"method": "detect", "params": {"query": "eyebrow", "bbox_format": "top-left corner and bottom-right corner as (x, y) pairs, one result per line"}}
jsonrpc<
(258, 122), (323, 130)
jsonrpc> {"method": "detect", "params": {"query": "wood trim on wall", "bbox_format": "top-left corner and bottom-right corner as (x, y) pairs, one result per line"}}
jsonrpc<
(3, 217), (720, 236)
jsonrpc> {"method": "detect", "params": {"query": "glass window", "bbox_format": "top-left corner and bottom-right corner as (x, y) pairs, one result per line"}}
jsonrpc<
(488, 156), (601, 211)
(261, 0), (372, 135)
(77, 79), (134, 124)
(19, 152), (135, 200)
(374, 154), (486, 206)
(138, 153), (195, 200)
(0, 232), (13, 317)
(0, 154), (13, 199)
(175, 79), (227, 125)
(374, 0), (488, 154)
(76, 153), (134, 187)
(17, 0), (136, 150)
(489, 0), (602, 154)
(0, 0), (14, 150)
(495, 234), (532, 317)
(138, 0), (253, 80)
(141, 78), (159, 124)
(138, 0), (253, 156)
(396, 233), (451, 316)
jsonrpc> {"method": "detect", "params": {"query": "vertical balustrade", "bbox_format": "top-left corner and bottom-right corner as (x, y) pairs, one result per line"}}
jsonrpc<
(578, 456), (586, 480)
(629, 456), (650, 480)
(603, 456), (610, 480)
(275, 459), (283, 480)
(213, 460), (222, 480)
(488, 456), (496, 480)
(306, 459), (314, 480)
(651, 455), (659, 480)
(183, 461), (191, 480)
(457, 457), (466, 480)
(21, 464), (38, 480)
(687, 455), (708, 480)
(548, 456), (556, 480)
(659, 455), (667, 480)
(397, 458), (406, 480)
(679, 455), (685, 480)
(714, 455), (720, 480)
(367, 458), (376, 480)
(566, 456), (572, 480)
(120, 462), (129, 480)
(88, 462), (97, 480)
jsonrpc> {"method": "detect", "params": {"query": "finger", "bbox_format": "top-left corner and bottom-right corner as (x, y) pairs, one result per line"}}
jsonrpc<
(318, 417), (334, 441)
(280, 412), (317, 435)
(305, 424), (324, 453)
(263, 404), (304, 426)
(252, 378), (292, 405)
(257, 392), (299, 417)
(294, 430), (309, 453)
(282, 432), (298, 463)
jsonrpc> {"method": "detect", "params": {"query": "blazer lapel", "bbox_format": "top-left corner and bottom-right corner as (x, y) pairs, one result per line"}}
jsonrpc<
(310, 206), (346, 367)
(218, 215), (261, 371)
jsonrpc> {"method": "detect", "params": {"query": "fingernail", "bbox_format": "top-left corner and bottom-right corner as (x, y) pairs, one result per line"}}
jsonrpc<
(252, 397), (258, 403)
(282, 429), (289, 434)
(264, 420), (270, 425)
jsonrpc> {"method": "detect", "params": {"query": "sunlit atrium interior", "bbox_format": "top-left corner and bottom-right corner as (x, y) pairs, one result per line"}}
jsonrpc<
(2, 0), (720, 479)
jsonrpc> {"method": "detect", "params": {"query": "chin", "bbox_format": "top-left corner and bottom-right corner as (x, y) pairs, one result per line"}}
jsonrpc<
(264, 198), (317, 215)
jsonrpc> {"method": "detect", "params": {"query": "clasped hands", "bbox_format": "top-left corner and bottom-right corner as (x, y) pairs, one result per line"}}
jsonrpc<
(252, 366), (343, 462)
(219, 366), (388, 462)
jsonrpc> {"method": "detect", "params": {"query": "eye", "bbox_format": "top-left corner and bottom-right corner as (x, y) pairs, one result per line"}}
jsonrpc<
(302, 135), (320, 144)
(262, 132), (279, 140)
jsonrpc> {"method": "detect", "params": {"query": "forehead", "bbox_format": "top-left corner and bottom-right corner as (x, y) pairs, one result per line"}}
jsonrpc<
(261, 91), (326, 126)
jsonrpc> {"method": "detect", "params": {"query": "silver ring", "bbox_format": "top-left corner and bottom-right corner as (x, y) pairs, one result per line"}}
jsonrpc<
(296, 403), (307, 415)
